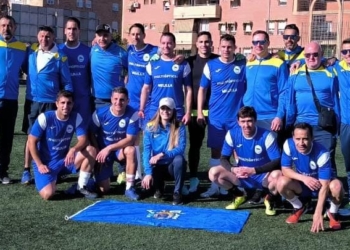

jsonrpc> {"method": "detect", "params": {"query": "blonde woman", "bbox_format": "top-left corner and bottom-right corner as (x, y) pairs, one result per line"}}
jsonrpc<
(141, 97), (186, 205)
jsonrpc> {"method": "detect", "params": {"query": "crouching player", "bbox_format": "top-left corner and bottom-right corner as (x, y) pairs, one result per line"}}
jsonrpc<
(90, 87), (140, 200)
(209, 106), (281, 215)
(277, 123), (343, 232)
(28, 90), (97, 200)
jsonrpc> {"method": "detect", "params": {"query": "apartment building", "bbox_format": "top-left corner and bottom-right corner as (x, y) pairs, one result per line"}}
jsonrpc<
(122, 0), (350, 57)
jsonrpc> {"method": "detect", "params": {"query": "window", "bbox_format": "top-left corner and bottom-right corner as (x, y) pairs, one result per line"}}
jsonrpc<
(279, 0), (287, 5)
(230, 0), (241, 8)
(144, 0), (149, 4)
(112, 3), (119, 11)
(163, 1), (170, 11)
(243, 22), (252, 34)
(46, 0), (54, 4)
(326, 21), (332, 33)
(277, 21), (286, 34)
(199, 19), (209, 32)
(150, 23), (156, 29)
(76, 0), (83, 7)
(144, 23), (149, 29)
(85, 0), (92, 8)
(228, 23), (237, 34)
(112, 21), (119, 32)
(151, 0), (156, 4)
(267, 22), (275, 35)
(219, 23), (226, 35)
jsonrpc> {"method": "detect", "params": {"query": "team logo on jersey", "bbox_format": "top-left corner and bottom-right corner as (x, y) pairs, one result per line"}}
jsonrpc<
(143, 53), (150, 61)
(254, 145), (262, 154)
(233, 66), (241, 74)
(310, 161), (317, 170)
(147, 210), (183, 220)
(77, 55), (84, 62)
(172, 65), (179, 72)
(66, 125), (74, 133)
(119, 119), (126, 128)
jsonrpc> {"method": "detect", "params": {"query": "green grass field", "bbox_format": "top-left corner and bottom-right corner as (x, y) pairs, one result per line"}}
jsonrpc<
(1, 86), (350, 250)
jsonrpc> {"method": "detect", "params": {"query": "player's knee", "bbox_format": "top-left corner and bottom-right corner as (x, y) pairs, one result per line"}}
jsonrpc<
(39, 190), (54, 200)
(208, 167), (220, 182)
(276, 176), (290, 192)
(124, 146), (136, 157)
(86, 145), (97, 158)
(329, 179), (342, 195)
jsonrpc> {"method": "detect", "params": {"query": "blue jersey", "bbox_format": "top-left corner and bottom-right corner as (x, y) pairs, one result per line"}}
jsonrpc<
(244, 54), (289, 120)
(90, 43), (128, 99)
(144, 58), (192, 118)
(333, 60), (350, 125)
(285, 65), (340, 126)
(143, 121), (186, 175)
(58, 42), (91, 98)
(91, 105), (139, 148)
(221, 126), (280, 167)
(200, 57), (246, 121)
(126, 44), (158, 109)
(30, 111), (85, 165)
(277, 46), (305, 68)
(281, 138), (332, 180)
(0, 37), (27, 100)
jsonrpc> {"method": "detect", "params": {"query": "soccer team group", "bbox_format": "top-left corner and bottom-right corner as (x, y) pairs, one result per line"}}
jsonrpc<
(1, 13), (350, 233)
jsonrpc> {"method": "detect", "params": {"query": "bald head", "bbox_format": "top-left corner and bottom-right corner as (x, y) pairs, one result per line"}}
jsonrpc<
(304, 41), (323, 69)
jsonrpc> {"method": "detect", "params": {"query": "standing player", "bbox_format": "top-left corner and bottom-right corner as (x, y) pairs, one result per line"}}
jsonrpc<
(90, 87), (139, 200)
(277, 123), (343, 232)
(58, 17), (91, 123)
(90, 24), (128, 109)
(197, 34), (246, 198)
(209, 106), (281, 214)
(28, 90), (97, 200)
(139, 32), (192, 125)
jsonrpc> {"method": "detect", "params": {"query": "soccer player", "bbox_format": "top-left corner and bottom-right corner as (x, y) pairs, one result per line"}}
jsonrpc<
(142, 97), (187, 205)
(277, 123), (343, 232)
(139, 32), (192, 127)
(185, 31), (219, 193)
(197, 34), (246, 198)
(28, 90), (97, 200)
(209, 106), (281, 214)
(0, 15), (27, 184)
(285, 41), (340, 176)
(58, 17), (91, 123)
(90, 87), (139, 200)
(90, 24), (128, 109)
(22, 26), (73, 184)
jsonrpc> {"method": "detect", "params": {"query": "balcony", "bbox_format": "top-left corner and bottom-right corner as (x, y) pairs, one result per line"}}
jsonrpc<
(174, 32), (197, 48)
(173, 0), (221, 19)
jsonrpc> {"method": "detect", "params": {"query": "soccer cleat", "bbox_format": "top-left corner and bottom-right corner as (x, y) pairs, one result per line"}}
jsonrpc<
(285, 205), (308, 224)
(125, 187), (140, 201)
(78, 186), (98, 199)
(200, 183), (219, 198)
(225, 196), (246, 210)
(153, 189), (163, 199)
(264, 194), (276, 216)
(189, 177), (200, 193)
(0, 176), (11, 185)
(117, 172), (126, 185)
(181, 186), (189, 196)
(248, 189), (264, 205)
(326, 210), (341, 230)
(173, 192), (183, 205)
(21, 170), (32, 184)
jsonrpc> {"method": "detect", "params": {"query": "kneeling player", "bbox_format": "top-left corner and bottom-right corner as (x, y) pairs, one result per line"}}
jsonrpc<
(28, 90), (97, 200)
(90, 87), (139, 200)
(277, 123), (343, 232)
(209, 106), (281, 215)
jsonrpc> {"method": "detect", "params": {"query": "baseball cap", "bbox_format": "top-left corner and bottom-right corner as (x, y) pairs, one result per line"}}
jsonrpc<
(95, 24), (112, 34)
(159, 97), (175, 110)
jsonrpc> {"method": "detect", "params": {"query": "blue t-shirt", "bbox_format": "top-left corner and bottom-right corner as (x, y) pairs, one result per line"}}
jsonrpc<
(221, 126), (280, 167)
(90, 43), (128, 99)
(126, 44), (158, 109)
(200, 57), (246, 121)
(333, 60), (350, 125)
(91, 105), (139, 148)
(30, 110), (86, 165)
(144, 58), (192, 118)
(281, 138), (332, 180)
(58, 42), (91, 98)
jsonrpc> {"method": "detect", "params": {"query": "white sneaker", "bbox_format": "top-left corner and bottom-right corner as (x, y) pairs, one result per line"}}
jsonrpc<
(200, 183), (219, 198)
(182, 186), (189, 196)
(189, 177), (200, 193)
(219, 187), (228, 195)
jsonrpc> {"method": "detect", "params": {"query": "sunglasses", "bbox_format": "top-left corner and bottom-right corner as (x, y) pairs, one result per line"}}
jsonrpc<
(341, 49), (350, 55)
(252, 40), (267, 46)
(160, 106), (171, 111)
(283, 35), (299, 40)
(304, 52), (319, 58)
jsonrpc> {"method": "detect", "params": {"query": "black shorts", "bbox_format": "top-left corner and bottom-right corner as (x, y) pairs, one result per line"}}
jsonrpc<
(21, 99), (32, 134)
(28, 101), (56, 134)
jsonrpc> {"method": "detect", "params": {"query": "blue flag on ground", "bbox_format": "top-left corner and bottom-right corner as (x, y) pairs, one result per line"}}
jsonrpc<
(65, 200), (250, 234)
